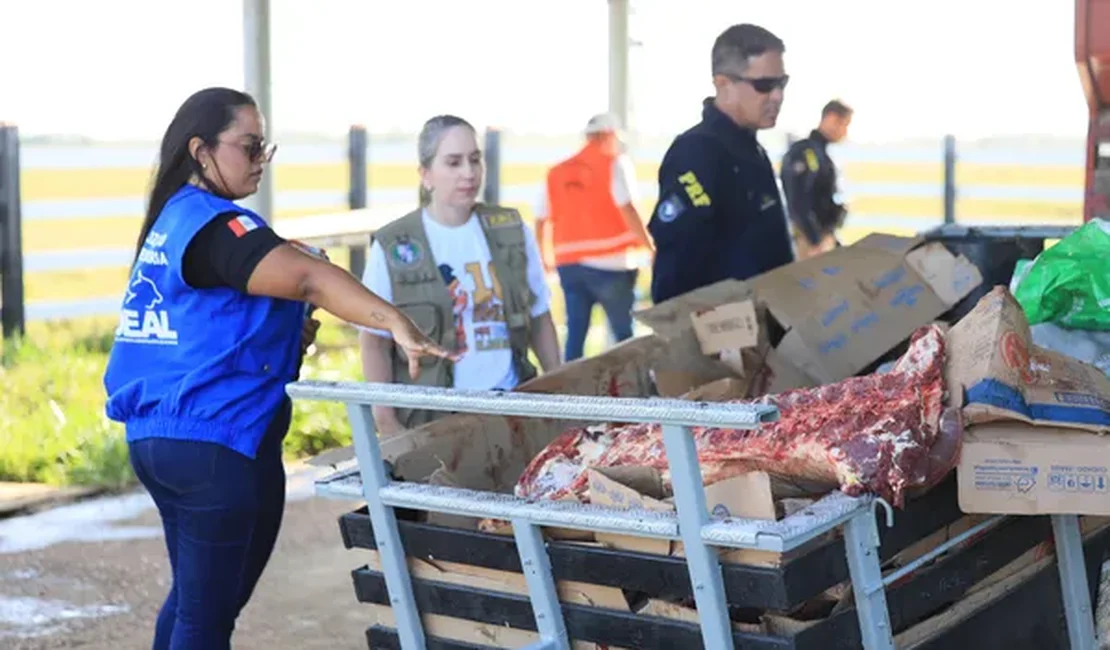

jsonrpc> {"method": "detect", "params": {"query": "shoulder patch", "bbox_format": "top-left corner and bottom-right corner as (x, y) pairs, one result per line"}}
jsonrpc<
(480, 209), (521, 229)
(656, 193), (686, 224)
(227, 214), (263, 238)
(804, 149), (820, 172)
(387, 235), (425, 269)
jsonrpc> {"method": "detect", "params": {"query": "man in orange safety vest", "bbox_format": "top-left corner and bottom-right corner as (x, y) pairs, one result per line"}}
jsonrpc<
(535, 113), (654, 362)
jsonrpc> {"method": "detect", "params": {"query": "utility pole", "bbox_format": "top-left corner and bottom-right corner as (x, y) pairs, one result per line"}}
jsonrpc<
(608, 0), (630, 129)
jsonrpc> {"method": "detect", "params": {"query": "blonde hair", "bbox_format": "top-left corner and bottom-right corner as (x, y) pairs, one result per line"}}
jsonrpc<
(417, 114), (476, 206)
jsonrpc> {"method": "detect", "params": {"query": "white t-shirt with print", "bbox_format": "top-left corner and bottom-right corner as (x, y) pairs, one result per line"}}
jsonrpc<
(360, 209), (551, 391)
(534, 154), (645, 271)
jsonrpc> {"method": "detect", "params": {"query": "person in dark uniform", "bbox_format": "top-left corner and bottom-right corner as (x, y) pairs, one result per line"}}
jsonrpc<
(780, 99), (853, 259)
(649, 23), (794, 304)
(102, 87), (454, 649)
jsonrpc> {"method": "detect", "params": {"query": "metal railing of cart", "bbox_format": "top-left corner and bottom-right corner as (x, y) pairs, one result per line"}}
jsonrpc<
(287, 380), (1099, 650)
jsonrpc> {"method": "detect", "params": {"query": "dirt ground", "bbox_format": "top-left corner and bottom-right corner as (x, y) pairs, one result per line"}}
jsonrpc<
(0, 471), (374, 650)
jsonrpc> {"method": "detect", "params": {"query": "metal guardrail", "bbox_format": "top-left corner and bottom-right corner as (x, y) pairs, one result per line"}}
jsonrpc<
(286, 379), (903, 650)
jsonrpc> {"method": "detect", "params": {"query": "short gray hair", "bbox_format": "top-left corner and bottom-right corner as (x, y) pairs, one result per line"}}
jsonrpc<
(417, 114), (475, 206)
(711, 24), (785, 77)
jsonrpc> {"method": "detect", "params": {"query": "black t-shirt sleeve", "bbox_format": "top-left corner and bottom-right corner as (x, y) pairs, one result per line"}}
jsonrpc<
(181, 211), (286, 292)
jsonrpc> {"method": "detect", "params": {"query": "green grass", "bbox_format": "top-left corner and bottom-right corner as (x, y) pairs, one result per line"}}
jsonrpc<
(0, 319), (132, 487)
(0, 318), (362, 488)
(0, 287), (629, 489)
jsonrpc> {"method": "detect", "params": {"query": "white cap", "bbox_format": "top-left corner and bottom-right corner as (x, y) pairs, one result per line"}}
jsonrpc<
(585, 113), (623, 136)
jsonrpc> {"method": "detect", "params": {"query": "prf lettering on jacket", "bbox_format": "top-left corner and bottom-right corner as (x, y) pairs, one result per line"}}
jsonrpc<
(678, 171), (712, 206)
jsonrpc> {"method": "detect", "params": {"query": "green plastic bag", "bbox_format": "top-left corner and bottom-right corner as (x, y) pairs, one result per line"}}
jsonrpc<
(1013, 219), (1110, 330)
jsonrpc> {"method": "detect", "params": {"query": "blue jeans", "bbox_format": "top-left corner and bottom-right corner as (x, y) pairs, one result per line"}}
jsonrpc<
(557, 264), (638, 362)
(129, 401), (290, 650)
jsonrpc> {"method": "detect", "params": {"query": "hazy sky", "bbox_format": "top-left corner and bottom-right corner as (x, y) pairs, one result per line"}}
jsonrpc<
(0, 0), (1090, 142)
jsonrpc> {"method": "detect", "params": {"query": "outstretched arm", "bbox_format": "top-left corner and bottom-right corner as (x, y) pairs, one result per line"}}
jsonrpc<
(247, 244), (458, 379)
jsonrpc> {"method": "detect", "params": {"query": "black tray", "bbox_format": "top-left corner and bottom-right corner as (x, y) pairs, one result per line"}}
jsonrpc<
(333, 476), (1105, 648)
(340, 478), (964, 612)
(357, 519), (1110, 649)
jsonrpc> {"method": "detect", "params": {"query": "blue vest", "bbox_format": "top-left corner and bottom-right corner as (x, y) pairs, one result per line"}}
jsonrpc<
(103, 185), (305, 459)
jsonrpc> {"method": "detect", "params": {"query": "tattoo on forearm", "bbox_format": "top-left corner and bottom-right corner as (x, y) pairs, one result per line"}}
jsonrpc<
(370, 312), (387, 324)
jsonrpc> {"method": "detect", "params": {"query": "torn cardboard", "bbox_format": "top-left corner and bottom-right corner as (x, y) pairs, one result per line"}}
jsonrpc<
(381, 334), (753, 533)
(690, 299), (760, 375)
(947, 287), (1110, 431)
(691, 300), (760, 354)
(634, 280), (813, 397)
(587, 467), (783, 564)
(309, 334), (685, 469)
(747, 233), (983, 384)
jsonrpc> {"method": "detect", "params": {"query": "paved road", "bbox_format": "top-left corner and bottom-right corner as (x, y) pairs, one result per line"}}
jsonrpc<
(0, 466), (372, 649)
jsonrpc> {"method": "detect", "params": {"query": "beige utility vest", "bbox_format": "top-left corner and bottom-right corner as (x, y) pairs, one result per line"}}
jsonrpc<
(373, 204), (538, 429)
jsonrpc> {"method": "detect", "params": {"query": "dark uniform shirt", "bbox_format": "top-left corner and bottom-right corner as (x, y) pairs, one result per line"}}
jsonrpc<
(648, 98), (794, 304)
(780, 129), (845, 246)
(182, 211), (285, 291)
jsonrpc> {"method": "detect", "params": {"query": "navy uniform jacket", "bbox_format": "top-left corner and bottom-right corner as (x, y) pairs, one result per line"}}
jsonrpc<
(780, 129), (845, 246)
(649, 99), (794, 304)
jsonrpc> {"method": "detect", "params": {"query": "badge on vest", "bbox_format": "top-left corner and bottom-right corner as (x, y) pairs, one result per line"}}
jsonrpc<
(481, 211), (519, 229)
(388, 236), (425, 269)
(116, 270), (179, 345)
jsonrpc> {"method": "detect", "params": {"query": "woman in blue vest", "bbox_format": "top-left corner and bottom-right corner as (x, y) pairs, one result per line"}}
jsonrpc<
(102, 87), (454, 650)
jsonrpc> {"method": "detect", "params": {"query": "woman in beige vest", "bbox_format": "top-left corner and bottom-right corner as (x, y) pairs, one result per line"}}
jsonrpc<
(359, 115), (561, 435)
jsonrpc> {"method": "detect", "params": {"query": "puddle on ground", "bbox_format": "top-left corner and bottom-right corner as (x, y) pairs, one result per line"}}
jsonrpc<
(0, 596), (129, 639)
(0, 570), (129, 639)
(0, 464), (325, 554)
(0, 493), (162, 554)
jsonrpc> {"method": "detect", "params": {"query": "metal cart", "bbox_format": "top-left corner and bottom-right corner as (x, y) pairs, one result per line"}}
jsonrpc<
(289, 380), (1099, 650)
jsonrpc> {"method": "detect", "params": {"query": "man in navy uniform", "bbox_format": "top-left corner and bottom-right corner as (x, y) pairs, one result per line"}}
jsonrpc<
(781, 99), (853, 259)
(649, 23), (794, 304)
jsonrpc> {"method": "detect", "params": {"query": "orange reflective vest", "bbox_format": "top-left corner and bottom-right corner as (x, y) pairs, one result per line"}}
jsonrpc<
(545, 141), (640, 266)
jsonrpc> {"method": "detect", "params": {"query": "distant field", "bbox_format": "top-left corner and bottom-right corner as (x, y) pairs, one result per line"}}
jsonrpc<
(15, 135), (1088, 321)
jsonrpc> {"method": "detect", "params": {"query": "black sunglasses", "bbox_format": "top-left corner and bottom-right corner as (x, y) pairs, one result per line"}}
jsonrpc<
(727, 74), (790, 94)
(221, 138), (277, 163)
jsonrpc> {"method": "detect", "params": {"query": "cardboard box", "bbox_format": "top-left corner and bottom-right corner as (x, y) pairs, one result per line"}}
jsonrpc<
(947, 286), (1110, 432)
(311, 332), (740, 473)
(635, 235), (982, 391)
(958, 423), (1110, 516)
(690, 299), (760, 375)
(633, 280), (814, 397)
(587, 466), (786, 565)
(372, 333), (759, 533)
(949, 288), (1110, 515)
(746, 233), (982, 384)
